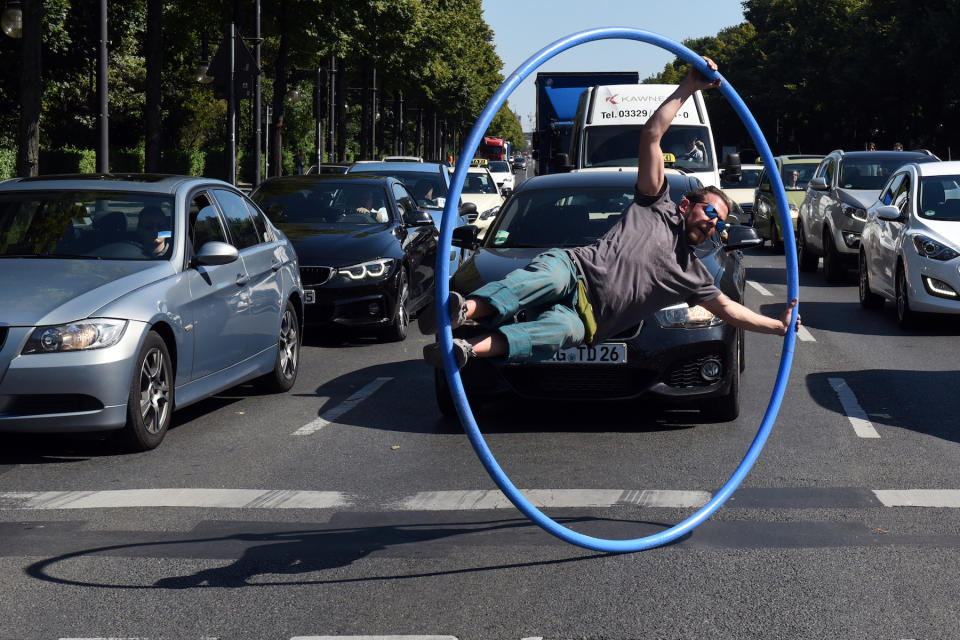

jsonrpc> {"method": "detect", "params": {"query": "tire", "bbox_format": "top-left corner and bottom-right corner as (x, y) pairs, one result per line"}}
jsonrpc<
(796, 219), (818, 272)
(118, 331), (173, 451)
(771, 218), (785, 253)
(381, 268), (409, 342)
(896, 264), (919, 329)
(858, 251), (884, 309)
(703, 341), (740, 422)
(257, 299), (301, 392)
(822, 230), (845, 283)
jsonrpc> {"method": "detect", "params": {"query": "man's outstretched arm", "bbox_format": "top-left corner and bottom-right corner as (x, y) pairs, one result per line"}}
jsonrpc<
(636, 57), (720, 196)
(700, 294), (800, 336)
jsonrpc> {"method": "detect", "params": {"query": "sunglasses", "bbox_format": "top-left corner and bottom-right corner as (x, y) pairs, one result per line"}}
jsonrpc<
(702, 203), (726, 233)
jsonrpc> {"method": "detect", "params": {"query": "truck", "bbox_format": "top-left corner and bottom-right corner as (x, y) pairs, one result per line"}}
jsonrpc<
(566, 83), (721, 187)
(533, 71), (640, 175)
(478, 136), (508, 162)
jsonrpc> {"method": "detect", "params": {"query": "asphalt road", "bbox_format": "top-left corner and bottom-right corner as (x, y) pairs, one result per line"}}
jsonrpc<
(2, 246), (959, 639)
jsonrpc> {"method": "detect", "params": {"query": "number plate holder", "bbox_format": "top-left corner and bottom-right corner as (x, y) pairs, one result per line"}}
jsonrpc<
(541, 342), (627, 364)
(304, 289), (316, 304)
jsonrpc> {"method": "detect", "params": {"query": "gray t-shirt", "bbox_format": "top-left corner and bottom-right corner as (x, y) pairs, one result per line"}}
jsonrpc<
(568, 182), (721, 342)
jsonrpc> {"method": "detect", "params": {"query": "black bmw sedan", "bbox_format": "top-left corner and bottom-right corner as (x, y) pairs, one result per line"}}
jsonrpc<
(438, 170), (761, 420)
(252, 174), (438, 341)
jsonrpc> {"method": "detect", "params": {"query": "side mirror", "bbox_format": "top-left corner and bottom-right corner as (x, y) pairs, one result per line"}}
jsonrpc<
(501, 187), (513, 197)
(458, 202), (477, 219)
(875, 205), (902, 221)
(406, 209), (434, 227)
(452, 224), (480, 251)
(723, 153), (742, 183)
(723, 225), (763, 252)
(194, 240), (239, 266)
(809, 176), (829, 191)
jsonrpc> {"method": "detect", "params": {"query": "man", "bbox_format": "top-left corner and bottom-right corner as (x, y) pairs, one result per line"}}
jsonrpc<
(420, 57), (798, 368)
(677, 131), (707, 165)
(785, 170), (801, 189)
(137, 206), (171, 258)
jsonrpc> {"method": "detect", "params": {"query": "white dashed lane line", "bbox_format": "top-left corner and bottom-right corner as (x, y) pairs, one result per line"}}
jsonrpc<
(293, 376), (394, 435)
(747, 280), (773, 296)
(828, 377), (880, 438)
(0, 489), (351, 510)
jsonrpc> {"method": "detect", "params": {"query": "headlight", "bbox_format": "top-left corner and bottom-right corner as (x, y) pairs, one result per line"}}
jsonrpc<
(654, 304), (723, 329)
(22, 318), (128, 354)
(479, 206), (500, 220)
(336, 257), (395, 281)
(842, 204), (867, 221)
(912, 234), (960, 261)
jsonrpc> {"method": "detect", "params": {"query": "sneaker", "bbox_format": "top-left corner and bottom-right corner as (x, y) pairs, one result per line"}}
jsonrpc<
(418, 291), (468, 335)
(423, 338), (475, 370)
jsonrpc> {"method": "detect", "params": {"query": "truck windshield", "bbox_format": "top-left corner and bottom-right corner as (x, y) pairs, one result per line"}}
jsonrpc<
(584, 125), (714, 171)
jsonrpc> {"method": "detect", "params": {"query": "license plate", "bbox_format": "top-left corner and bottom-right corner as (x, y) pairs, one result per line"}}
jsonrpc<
(543, 343), (627, 364)
(304, 289), (316, 304)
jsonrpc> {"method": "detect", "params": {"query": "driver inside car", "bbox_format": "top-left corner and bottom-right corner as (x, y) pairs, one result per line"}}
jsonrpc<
(136, 206), (172, 257)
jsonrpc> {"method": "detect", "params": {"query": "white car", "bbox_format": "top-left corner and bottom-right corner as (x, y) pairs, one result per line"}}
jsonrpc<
(455, 166), (504, 239)
(720, 163), (762, 225)
(859, 160), (960, 328)
(486, 160), (515, 194)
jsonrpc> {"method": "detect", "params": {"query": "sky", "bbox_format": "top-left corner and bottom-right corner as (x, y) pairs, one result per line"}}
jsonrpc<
(480, 0), (747, 131)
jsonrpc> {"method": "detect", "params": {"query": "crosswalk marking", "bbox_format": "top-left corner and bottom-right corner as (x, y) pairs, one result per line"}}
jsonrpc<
(0, 489), (351, 510)
(293, 377), (394, 435)
(394, 489), (712, 510)
(828, 377), (880, 438)
(872, 490), (960, 508)
(747, 280), (773, 296)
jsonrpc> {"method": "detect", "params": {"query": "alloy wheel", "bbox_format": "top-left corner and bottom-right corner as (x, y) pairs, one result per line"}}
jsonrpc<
(139, 348), (170, 435)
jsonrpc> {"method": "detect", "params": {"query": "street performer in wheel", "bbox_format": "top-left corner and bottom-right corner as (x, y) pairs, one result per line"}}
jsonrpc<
(420, 56), (799, 369)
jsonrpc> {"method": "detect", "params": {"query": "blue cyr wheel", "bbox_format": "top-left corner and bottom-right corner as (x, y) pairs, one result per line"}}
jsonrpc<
(435, 27), (800, 552)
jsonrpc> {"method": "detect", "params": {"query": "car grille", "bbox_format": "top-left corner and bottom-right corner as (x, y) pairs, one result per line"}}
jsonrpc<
(665, 354), (726, 388)
(300, 266), (336, 286)
(502, 367), (656, 400)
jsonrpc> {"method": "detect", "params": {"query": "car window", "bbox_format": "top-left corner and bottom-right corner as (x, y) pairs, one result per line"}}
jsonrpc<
(463, 172), (498, 194)
(757, 170), (769, 188)
(880, 173), (904, 206)
(0, 191), (174, 260)
(192, 203), (228, 249)
(214, 189), (260, 249)
(839, 159), (906, 190)
(392, 183), (416, 221)
(891, 173), (911, 213)
(253, 182), (389, 225)
(350, 170), (449, 207)
(488, 161), (511, 173)
(487, 185), (685, 249)
(820, 158), (836, 186)
(242, 196), (272, 242)
(919, 175), (960, 221)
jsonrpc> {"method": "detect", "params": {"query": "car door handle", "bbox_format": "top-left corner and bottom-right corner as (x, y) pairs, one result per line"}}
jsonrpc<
(271, 259), (283, 271)
(236, 273), (250, 286)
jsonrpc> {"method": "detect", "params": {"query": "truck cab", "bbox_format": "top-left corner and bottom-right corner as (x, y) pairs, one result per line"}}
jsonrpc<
(566, 84), (720, 187)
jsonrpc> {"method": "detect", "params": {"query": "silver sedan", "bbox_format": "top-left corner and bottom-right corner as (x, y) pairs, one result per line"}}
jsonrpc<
(0, 175), (304, 450)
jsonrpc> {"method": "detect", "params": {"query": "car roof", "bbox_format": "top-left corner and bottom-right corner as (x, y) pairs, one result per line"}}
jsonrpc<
(0, 173), (223, 194)
(348, 161), (445, 173)
(253, 173), (398, 191)
(832, 150), (937, 161)
(778, 154), (825, 164)
(513, 170), (697, 193)
(915, 160), (960, 177)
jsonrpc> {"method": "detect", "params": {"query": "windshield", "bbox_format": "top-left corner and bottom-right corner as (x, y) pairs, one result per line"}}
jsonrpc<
(781, 163), (819, 190)
(253, 182), (391, 225)
(463, 172), (499, 195)
(583, 124), (714, 170)
(839, 158), (917, 190)
(721, 167), (762, 189)
(350, 170), (448, 208)
(0, 191), (175, 260)
(488, 161), (511, 174)
(486, 185), (687, 249)
(919, 175), (960, 221)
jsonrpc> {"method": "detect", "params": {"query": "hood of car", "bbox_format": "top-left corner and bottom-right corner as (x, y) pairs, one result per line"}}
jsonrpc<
(450, 247), (543, 294)
(837, 188), (881, 210)
(724, 187), (755, 205)
(460, 194), (503, 214)
(0, 259), (173, 327)
(278, 222), (396, 266)
(913, 219), (960, 247)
